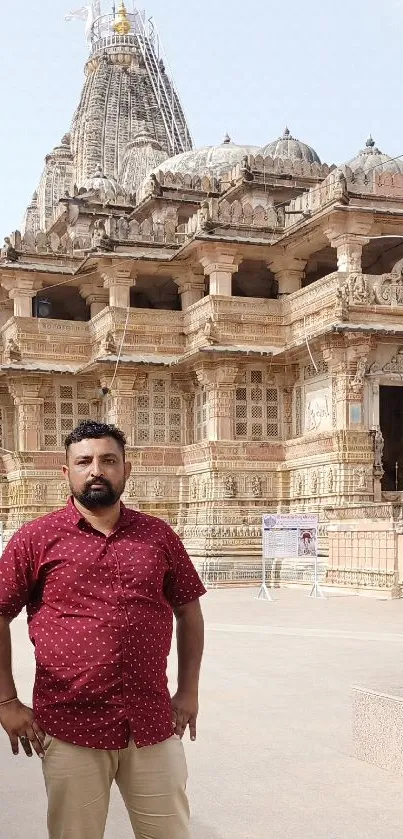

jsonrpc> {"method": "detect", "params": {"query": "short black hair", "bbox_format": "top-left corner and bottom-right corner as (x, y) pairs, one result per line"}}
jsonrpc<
(64, 421), (127, 458)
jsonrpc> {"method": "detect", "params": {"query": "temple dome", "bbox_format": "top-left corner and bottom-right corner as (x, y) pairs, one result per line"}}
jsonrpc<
(153, 135), (260, 177)
(83, 165), (126, 203)
(260, 127), (321, 164)
(345, 136), (403, 175)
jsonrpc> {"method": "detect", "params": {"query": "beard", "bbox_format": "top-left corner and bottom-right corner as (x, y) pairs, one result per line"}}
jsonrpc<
(71, 477), (125, 510)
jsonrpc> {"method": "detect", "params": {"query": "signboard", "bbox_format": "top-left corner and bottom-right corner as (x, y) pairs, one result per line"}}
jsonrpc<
(262, 513), (318, 560)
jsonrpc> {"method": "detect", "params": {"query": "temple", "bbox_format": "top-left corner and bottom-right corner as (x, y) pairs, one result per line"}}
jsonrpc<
(2, 1), (403, 596)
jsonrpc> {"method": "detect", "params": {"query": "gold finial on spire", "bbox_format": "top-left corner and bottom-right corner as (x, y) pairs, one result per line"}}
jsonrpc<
(113, 1), (131, 35)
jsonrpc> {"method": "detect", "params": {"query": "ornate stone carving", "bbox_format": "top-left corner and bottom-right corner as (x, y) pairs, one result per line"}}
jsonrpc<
(305, 391), (330, 432)
(369, 348), (403, 375)
(353, 466), (369, 490)
(223, 474), (236, 498)
(349, 273), (371, 304)
(373, 428), (384, 478)
(295, 387), (302, 437)
(2, 236), (18, 262)
(350, 358), (367, 394)
(100, 331), (117, 356)
(190, 476), (198, 500)
(373, 272), (403, 306)
(4, 338), (21, 363)
(126, 478), (136, 498)
(337, 273), (372, 307)
(310, 470), (318, 494)
(57, 481), (69, 504)
(304, 359), (328, 380)
(148, 173), (163, 197)
(153, 479), (164, 497)
(326, 468), (334, 493)
(33, 483), (46, 503)
(251, 475), (262, 498)
(294, 472), (303, 496)
(91, 219), (114, 252)
(202, 317), (219, 345)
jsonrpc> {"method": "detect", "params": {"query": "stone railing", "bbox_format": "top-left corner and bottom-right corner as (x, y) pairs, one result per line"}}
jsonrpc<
(284, 166), (403, 230)
(0, 307), (186, 368)
(116, 216), (180, 246)
(222, 156), (333, 187)
(1, 316), (90, 364)
(284, 170), (350, 228)
(183, 294), (283, 350)
(183, 197), (284, 238)
(90, 306), (185, 358)
(6, 230), (79, 260)
(285, 272), (346, 345)
(136, 170), (218, 205)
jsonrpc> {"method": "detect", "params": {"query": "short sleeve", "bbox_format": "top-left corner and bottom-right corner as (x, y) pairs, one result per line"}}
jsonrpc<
(163, 526), (206, 608)
(0, 529), (34, 620)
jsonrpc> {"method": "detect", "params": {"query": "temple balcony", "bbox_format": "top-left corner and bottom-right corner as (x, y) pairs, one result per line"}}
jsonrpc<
(183, 295), (283, 354)
(2, 269), (403, 372)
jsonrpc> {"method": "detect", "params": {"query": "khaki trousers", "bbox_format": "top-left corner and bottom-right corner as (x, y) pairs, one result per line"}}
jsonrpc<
(42, 734), (190, 839)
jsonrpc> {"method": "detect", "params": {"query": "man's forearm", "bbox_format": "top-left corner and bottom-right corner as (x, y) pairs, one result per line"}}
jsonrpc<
(0, 617), (17, 702)
(175, 601), (204, 694)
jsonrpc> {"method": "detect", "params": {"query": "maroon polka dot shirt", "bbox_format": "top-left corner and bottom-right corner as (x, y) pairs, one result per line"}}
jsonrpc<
(0, 499), (206, 749)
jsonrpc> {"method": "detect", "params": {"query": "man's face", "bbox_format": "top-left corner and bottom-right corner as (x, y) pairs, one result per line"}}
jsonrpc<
(63, 436), (131, 511)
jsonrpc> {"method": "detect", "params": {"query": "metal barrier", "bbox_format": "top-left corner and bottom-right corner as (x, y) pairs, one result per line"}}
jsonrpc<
(198, 555), (327, 589)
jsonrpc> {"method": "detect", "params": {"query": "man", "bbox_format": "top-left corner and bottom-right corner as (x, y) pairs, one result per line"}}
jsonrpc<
(0, 420), (205, 839)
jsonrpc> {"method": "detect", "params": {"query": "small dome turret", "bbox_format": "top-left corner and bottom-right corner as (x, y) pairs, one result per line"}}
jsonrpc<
(260, 127), (321, 164)
(345, 136), (403, 175)
(84, 165), (126, 203)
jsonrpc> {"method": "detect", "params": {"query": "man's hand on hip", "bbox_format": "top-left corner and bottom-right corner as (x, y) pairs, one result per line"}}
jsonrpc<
(0, 699), (45, 758)
(171, 691), (199, 741)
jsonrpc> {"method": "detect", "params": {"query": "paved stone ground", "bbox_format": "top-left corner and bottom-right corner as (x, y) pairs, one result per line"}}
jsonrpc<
(3, 587), (403, 838)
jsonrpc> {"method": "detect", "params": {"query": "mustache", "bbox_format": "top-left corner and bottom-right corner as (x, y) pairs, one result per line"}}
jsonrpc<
(85, 478), (111, 489)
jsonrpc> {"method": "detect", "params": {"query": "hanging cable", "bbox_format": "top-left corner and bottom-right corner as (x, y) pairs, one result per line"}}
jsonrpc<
(107, 305), (131, 392)
(303, 315), (318, 374)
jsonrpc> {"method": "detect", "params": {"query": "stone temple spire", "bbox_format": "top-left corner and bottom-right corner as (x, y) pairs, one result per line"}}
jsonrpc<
(23, 1), (192, 232)
(71, 1), (192, 185)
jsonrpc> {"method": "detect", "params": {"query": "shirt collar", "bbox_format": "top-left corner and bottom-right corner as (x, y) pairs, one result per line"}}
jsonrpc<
(64, 497), (133, 531)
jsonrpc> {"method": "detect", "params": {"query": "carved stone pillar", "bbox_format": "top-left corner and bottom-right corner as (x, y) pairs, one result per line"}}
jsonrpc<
(371, 380), (380, 429)
(101, 371), (146, 443)
(80, 284), (109, 318)
(175, 377), (196, 444)
(101, 267), (135, 309)
(78, 382), (102, 421)
(199, 251), (240, 296)
(276, 367), (298, 439)
(325, 234), (370, 274)
(195, 364), (238, 440)
(324, 350), (348, 430)
(174, 272), (205, 309)
(0, 299), (14, 328)
(267, 254), (306, 295)
(1, 276), (42, 318)
(8, 377), (44, 451)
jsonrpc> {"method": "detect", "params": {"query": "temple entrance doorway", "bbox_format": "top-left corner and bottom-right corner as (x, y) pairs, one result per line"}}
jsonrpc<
(380, 385), (403, 490)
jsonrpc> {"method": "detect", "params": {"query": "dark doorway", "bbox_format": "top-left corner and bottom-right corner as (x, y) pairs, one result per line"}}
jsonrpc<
(380, 385), (403, 490)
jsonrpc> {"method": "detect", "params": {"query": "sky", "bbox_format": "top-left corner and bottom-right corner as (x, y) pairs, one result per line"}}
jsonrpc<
(1, 0), (403, 236)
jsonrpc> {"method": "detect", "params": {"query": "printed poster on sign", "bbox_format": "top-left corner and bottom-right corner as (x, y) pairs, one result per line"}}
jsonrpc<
(262, 514), (318, 559)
